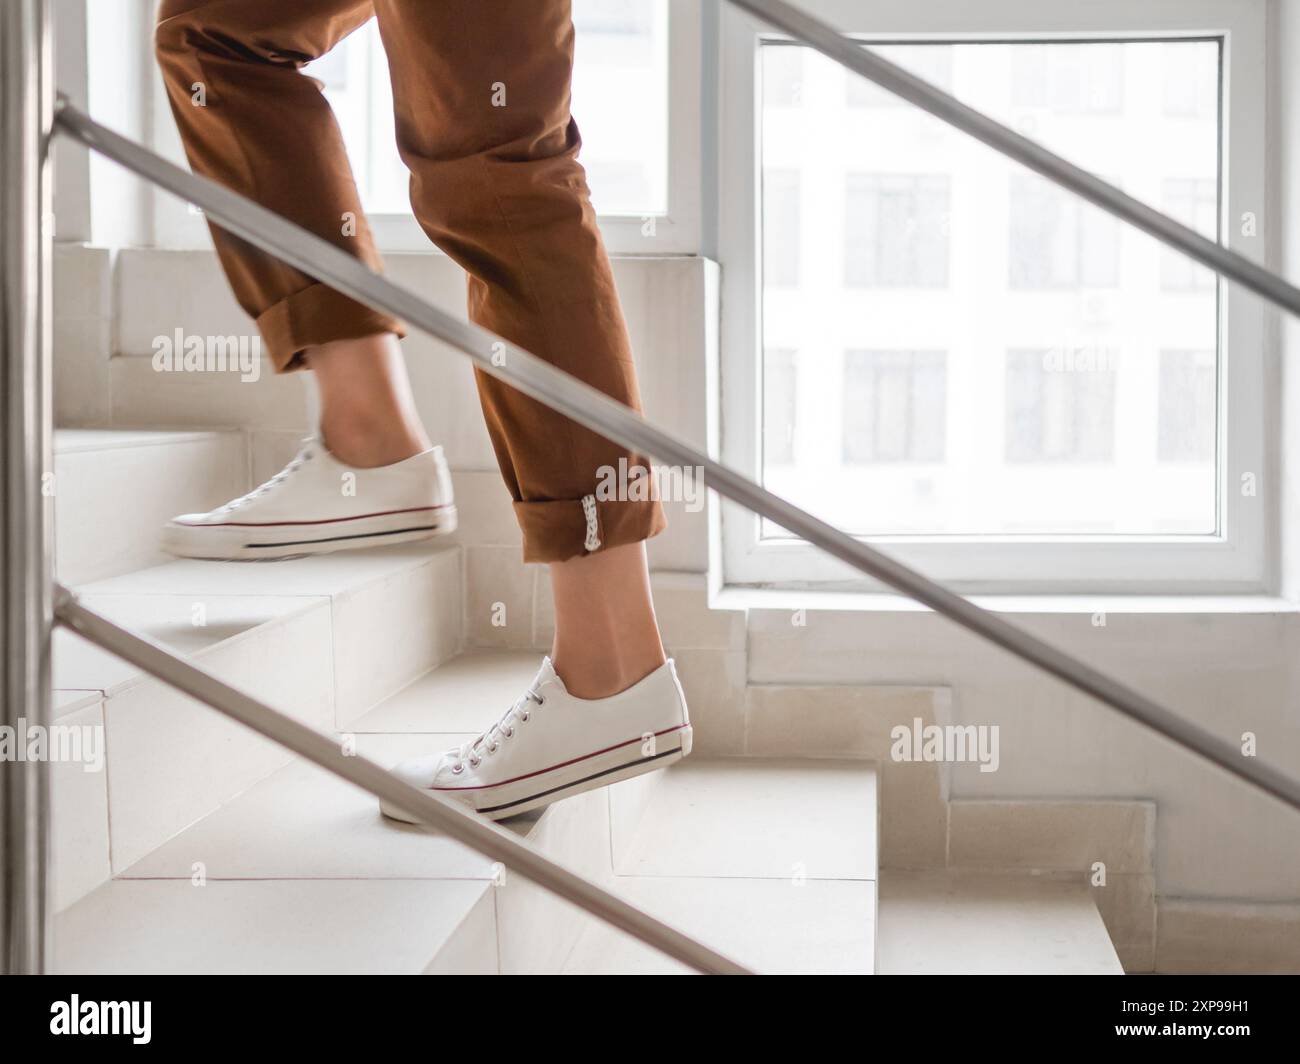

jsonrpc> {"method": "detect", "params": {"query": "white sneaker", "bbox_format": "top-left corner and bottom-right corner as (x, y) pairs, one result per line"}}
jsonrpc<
(380, 657), (693, 822)
(162, 438), (456, 560)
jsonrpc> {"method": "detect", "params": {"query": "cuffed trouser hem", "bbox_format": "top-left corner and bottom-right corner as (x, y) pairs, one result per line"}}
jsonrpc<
(256, 281), (407, 372)
(515, 497), (666, 564)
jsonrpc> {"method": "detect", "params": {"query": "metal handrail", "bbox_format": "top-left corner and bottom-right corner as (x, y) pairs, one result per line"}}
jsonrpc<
(10, 0), (1300, 975)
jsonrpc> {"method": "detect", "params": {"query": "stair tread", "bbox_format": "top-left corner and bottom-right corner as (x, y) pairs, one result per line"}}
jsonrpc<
(54, 592), (323, 698)
(54, 545), (458, 697)
(54, 427), (240, 453)
(610, 757), (879, 881)
(75, 541), (457, 599)
(350, 649), (541, 733)
(122, 733), (494, 882)
(877, 870), (1124, 974)
(53, 877), (489, 975)
(560, 875), (876, 975)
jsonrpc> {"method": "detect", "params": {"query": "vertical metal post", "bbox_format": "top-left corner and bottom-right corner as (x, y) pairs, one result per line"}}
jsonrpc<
(1, 0), (53, 974)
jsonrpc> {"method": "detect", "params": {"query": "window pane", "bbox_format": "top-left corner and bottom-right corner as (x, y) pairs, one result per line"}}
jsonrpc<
(763, 169), (801, 288)
(764, 348), (798, 465)
(759, 39), (1220, 537)
(1005, 349), (1117, 463)
(845, 175), (950, 287)
(1009, 174), (1119, 289)
(1158, 349), (1217, 462)
(843, 351), (947, 463)
(307, 0), (669, 216)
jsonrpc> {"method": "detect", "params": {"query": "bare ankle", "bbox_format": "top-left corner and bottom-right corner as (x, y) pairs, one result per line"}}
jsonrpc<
(552, 644), (666, 700)
(320, 413), (429, 469)
(303, 333), (432, 468)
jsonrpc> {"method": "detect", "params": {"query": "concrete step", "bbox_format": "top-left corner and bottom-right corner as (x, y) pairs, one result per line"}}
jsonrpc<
(555, 758), (880, 974)
(52, 657), (541, 974)
(50, 544), (462, 907)
(55, 641), (883, 975)
(54, 428), (250, 585)
(876, 870), (1124, 975)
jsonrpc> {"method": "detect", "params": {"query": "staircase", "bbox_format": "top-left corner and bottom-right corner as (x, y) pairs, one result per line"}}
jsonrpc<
(48, 427), (1125, 974)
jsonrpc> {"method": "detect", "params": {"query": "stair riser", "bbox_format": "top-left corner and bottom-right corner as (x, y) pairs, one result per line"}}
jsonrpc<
(495, 789), (613, 975)
(51, 700), (112, 911)
(103, 603), (335, 873)
(55, 433), (249, 585)
(333, 548), (463, 727)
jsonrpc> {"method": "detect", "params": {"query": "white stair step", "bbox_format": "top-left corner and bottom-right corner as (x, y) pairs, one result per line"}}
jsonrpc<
(877, 870), (1124, 975)
(122, 734), (488, 882)
(610, 758), (878, 881)
(54, 664), (535, 974)
(51, 545), (462, 897)
(350, 649), (542, 732)
(54, 428), (250, 585)
(557, 758), (880, 974)
(560, 875), (876, 974)
(54, 878), (495, 975)
(58, 543), (463, 725)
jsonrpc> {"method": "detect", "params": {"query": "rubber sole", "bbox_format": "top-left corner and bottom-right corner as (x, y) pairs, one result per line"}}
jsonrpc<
(380, 724), (693, 824)
(161, 505), (457, 561)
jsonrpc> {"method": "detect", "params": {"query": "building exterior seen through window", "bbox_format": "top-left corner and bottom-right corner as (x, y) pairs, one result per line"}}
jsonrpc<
(760, 39), (1220, 538)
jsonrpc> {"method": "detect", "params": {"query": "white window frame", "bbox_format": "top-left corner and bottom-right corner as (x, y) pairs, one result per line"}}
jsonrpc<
(717, 0), (1272, 595)
(150, 0), (702, 255)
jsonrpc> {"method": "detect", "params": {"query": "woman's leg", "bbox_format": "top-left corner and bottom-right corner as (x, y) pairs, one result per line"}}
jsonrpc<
(374, 0), (668, 693)
(550, 543), (667, 700)
(155, 0), (402, 375)
(375, 1), (689, 820)
(155, 1), (457, 560)
(305, 333), (429, 468)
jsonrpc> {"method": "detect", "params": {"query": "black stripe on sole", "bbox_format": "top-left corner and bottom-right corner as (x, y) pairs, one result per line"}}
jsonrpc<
(244, 524), (439, 549)
(476, 744), (685, 817)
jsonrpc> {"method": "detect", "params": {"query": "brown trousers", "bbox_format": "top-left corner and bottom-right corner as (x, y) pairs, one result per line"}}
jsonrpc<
(154, 0), (665, 562)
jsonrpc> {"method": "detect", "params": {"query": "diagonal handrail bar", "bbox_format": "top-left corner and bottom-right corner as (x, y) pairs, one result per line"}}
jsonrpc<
(51, 102), (1300, 815)
(730, 0), (1300, 320)
(54, 587), (752, 975)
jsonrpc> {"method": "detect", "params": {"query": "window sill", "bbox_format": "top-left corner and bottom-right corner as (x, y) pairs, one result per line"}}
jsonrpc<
(711, 585), (1300, 616)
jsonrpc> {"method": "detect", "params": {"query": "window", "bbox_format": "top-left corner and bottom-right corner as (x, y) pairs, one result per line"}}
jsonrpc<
(843, 351), (947, 463)
(721, 0), (1265, 592)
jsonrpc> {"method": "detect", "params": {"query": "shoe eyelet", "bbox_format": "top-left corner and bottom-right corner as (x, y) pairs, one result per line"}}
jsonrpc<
(520, 711), (530, 722)
(536, 696), (545, 707)
(451, 763), (464, 775)
(503, 727), (514, 738)
(469, 756), (481, 768)
(488, 741), (499, 753)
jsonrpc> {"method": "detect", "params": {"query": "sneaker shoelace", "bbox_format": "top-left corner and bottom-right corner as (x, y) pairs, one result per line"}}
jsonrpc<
(217, 441), (315, 514)
(451, 687), (545, 773)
